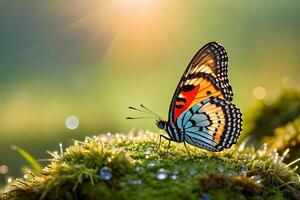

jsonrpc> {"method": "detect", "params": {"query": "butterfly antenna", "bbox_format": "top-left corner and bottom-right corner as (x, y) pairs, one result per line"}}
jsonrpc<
(126, 116), (158, 120)
(128, 106), (150, 114)
(140, 104), (162, 120)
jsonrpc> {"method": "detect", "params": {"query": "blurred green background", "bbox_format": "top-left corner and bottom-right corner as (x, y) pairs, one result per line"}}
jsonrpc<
(0, 0), (300, 182)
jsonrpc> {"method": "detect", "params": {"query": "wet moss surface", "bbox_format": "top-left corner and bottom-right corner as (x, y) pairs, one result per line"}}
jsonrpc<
(1, 131), (300, 200)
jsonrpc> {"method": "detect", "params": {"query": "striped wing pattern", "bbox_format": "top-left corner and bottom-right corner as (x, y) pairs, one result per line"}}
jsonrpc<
(181, 42), (233, 101)
(176, 97), (242, 151)
(167, 42), (242, 151)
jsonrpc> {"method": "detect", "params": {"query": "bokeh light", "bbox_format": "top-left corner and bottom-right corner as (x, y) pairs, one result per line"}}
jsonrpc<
(65, 116), (79, 130)
(281, 76), (293, 88)
(0, 165), (9, 174)
(7, 177), (13, 183)
(253, 86), (267, 100)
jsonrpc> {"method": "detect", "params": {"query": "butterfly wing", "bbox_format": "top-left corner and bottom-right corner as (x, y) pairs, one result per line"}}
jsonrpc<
(176, 97), (242, 151)
(168, 42), (233, 123)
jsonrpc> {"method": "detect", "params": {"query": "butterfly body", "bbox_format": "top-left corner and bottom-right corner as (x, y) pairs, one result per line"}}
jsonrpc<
(156, 42), (242, 152)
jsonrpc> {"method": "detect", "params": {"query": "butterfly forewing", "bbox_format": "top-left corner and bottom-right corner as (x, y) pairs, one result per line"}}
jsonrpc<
(168, 42), (234, 123)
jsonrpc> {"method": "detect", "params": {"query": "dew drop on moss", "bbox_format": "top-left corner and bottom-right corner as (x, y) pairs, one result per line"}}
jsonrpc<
(100, 166), (112, 181)
(147, 161), (156, 167)
(128, 179), (142, 185)
(135, 166), (143, 172)
(251, 175), (262, 183)
(156, 168), (168, 180)
(200, 194), (211, 200)
(171, 174), (178, 180)
(144, 148), (151, 155)
(188, 167), (197, 176)
(171, 170), (179, 180)
(218, 166), (224, 173)
(239, 166), (248, 174)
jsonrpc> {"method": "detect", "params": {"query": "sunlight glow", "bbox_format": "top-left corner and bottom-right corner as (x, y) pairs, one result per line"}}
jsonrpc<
(119, 0), (155, 10)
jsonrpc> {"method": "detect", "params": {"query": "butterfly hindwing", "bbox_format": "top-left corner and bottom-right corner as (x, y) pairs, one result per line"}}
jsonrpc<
(176, 97), (242, 151)
(169, 42), (233, 123)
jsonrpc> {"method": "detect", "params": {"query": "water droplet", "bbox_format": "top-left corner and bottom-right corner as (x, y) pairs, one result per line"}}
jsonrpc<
(135, 166), (143, 172)
(226, 171), (236, 177)
(188, 167), (197, 176)
(150, 143), (155, 147)
(144, 148), (151, 155)
(65, 115), (79, 130)
(147, 161), (156, 167)
(99, 166), (112, 181)
(218, 167), (224, 173)
(171, 174), (178, 180)
(251, 175), (262, 183)
(200, 194), (211, 200)
(239, 166), (248, 175)
(128, 179), (142, 185)
(156, 168), (168, 180)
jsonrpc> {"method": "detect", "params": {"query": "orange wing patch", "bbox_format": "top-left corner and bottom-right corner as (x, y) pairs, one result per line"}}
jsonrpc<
(188, 78), (225, 110)
(174, 77), (225, 122)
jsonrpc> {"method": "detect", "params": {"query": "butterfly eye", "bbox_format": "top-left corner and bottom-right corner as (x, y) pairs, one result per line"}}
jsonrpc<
(156, 120), (165, 129)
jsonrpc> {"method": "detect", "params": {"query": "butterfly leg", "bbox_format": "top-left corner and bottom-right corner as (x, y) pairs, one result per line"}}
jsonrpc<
(183, 141), (191, 158)
(154, 135), (171, 153)
(167, 140), (171, 149)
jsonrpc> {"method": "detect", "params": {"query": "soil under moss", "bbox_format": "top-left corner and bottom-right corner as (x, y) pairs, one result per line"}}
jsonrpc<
(1, 131), (300, 200)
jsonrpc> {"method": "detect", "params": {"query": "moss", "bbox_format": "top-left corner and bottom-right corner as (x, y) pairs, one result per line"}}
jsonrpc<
(244, 88), (300, 145)
(1, 131), (300, 200)
(265, 117), (300, 174)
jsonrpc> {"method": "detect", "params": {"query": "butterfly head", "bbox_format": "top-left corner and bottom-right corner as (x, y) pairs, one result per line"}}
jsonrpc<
(156, 120), (168, 130)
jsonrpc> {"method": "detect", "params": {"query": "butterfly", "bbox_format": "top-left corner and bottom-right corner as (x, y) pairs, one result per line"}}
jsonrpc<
(128, 42), (242, 152)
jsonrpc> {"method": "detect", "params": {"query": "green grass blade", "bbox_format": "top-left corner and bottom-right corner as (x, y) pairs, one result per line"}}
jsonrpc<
(11, 145), (42, 173)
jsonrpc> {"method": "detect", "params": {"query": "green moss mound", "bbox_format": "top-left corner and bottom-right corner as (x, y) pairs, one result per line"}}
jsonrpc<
(245, 89), (300, 145)
(1, 131), (300, 200)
